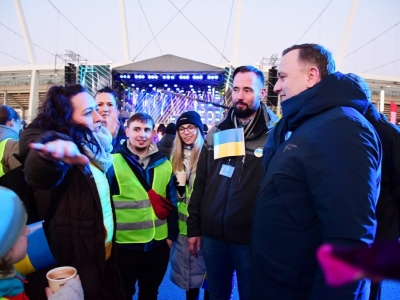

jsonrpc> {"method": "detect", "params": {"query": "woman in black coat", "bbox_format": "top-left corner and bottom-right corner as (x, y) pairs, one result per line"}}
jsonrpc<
(20, 84), (125, 300)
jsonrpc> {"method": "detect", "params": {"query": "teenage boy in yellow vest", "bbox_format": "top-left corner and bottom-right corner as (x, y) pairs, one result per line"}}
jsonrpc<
(108, 113), (178, 300)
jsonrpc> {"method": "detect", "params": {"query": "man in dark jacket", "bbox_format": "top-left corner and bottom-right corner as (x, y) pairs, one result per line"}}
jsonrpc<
(347, 73), (400, 300)
(251, 44), (381, 300)
(187, 66), (278, 300)
(108, 113), (178, 300)
(157, 123), (176, 158)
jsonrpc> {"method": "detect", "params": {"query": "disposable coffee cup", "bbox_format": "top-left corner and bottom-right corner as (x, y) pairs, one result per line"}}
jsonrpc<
(175, 171), (187, 186)
(46, 266), (77, 293)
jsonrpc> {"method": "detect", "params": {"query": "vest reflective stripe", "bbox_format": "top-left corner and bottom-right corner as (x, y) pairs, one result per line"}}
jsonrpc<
(117, 219), (167, 230)
(178, 175), (195, 235)
(0, 138), (11, 177)
(113, 199), (151, 209)
(112, 154), (171, 243)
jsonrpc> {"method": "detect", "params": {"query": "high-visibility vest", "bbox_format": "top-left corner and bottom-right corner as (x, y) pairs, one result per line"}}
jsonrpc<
(112, 154), (171, 244)
(0, 138), (11, 177)
(177, 174), (195, 235)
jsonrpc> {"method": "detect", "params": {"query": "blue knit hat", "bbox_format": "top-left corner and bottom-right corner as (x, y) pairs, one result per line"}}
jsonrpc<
(0, 187), (27, 260)
(176, 111), (204, 135)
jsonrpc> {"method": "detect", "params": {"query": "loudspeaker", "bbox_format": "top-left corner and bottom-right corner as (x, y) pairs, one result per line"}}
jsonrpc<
(267, 67), (278, 106)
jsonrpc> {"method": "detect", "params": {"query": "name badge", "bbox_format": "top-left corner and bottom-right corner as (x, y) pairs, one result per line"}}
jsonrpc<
(219, 164), (235, 178)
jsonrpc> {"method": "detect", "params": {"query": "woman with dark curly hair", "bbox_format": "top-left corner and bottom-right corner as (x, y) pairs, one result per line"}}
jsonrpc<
(19, 84), (125, 300)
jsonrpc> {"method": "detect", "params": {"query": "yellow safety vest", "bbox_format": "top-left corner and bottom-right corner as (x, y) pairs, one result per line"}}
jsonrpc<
(112, 154), (171, 244)
(177, 174), (195, 235)
(0, 138), (11, 177)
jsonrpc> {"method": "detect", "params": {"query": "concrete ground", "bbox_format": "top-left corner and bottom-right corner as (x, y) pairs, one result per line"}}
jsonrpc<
(134, 264), (400, 299)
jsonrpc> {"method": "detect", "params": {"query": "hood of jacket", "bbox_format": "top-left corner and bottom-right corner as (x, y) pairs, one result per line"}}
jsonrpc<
(281, 72), (370, 131)
(0, 125), (19, 142)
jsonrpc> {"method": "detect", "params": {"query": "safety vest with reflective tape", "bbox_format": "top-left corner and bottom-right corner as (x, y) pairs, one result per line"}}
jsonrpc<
(177, 174), (195, 235)
(0, 138), (11, 177)
(112, 153), (171, 244)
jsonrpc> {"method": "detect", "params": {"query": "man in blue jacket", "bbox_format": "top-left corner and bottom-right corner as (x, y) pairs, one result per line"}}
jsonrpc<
(251, 44), (381, 299)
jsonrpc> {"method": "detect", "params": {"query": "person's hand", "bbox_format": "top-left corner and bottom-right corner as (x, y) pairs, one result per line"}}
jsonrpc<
(317, 244), (364, 287)
(30, 140), (89, 165)
(188, 236), (201, 258)
(166, 239), (173, 248)
(102, 108), (120, 138)
(45, 275), (81, 298)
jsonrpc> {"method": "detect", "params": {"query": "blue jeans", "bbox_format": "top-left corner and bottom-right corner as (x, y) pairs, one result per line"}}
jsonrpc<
(202, 235), (252, 300)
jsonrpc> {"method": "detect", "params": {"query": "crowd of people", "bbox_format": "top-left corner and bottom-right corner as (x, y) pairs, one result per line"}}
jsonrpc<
(0, 42), (399, 300)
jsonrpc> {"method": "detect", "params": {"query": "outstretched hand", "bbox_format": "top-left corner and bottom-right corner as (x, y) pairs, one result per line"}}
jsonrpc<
(30, 140), (89, 165)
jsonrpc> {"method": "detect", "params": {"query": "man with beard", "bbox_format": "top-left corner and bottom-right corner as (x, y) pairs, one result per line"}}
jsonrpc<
(187, 66), (278, 300)
(108, 113), (178, 300)
(251, 44), (380, 299)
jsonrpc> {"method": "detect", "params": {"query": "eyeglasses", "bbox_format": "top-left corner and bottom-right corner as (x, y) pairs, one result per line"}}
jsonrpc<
(179, 124), (196, 133)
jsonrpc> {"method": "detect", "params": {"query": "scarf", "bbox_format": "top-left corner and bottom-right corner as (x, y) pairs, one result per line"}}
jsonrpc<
(230, 106), (262, 139)
(82, 126), (114, 172)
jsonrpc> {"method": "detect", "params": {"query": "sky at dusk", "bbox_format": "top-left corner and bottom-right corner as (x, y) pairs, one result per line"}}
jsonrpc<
(0, 0), (399, 77)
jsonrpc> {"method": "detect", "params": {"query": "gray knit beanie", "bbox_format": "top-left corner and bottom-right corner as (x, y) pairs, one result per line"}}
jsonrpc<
(0, 187), (27, 260)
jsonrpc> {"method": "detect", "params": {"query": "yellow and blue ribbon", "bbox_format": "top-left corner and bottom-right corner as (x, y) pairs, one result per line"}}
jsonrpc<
(14, 221), (56, 275)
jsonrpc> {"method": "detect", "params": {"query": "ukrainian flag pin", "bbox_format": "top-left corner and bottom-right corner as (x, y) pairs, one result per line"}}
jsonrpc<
(254, 148), (263, 158)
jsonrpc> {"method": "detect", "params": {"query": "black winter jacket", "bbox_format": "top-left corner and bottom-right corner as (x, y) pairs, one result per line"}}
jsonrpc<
(19, 127), (125, 300)
(156, 133), (176, 159)
(187, 104), (278, 243)
(365, 103), (400, 240)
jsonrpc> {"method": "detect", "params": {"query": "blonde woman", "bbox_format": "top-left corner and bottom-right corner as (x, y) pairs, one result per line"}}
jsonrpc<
(170, 111), (208, 300)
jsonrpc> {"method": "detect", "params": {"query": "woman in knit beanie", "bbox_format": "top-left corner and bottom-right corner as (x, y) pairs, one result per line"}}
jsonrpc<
(169, 111), (209, 300)
(0, 186), (29, 299)
(0, 187), (84, 300)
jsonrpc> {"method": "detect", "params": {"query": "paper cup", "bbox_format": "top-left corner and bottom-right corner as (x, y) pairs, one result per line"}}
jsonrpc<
(175, 171), (187, 186)
(46, 266), (77, 293)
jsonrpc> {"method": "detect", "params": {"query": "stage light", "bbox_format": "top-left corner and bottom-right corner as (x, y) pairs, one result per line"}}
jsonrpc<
(171, 76), (175, 79)
(190, 85), (193, 88)
(155, 75), (159, 79)
(153, 87), (156, 90)
(164, 84), (168, 87)
(174, 84), (177, 87)
(131, 84), (135, 86)
(179, 75), (182, 79)
(127, 75), (131, 79)
(207, 85), (211, 88)
(136, 88), (139, 90)
(162, 76), (167, 79)
(191, 89), (195, 92)
(166, 75), (170, 79)
(167, 88), (171, 91)
(149, 84), (153, 87)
